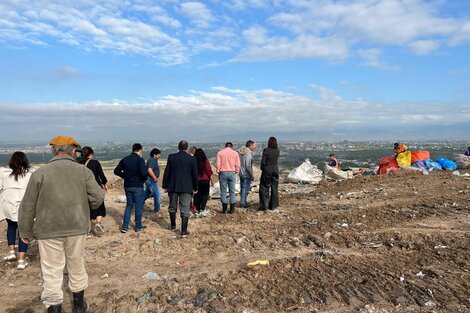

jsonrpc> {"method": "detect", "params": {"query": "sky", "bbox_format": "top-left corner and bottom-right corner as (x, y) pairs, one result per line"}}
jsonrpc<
(0, 0), (469, 143)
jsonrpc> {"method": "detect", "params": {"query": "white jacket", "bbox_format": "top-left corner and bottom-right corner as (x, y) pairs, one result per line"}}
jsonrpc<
(0, 167), (33, 221)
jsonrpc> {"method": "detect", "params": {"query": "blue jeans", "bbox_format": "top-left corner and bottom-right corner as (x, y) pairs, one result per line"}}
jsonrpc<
(144, 178), (161, 212)
(219, 171), (236, 204)
(122, 186), (145, 230)
(239, 176), (251, 207)
(6, 219), (28, 253)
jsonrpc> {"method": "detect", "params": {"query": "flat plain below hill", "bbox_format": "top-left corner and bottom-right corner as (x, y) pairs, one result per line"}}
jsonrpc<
(0, 170), (469, 313)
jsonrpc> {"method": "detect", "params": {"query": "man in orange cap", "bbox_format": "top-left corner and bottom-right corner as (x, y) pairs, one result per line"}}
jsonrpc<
(19, 135), (104, 313)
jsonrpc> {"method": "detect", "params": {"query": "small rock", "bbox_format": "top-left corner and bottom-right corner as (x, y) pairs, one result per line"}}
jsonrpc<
(100, 273), (109, 279)
(154, 239), (162, 246)
(324, 232), (332, 240)
(236, 236), (246, 244)
(341, 223), (349, 228)
(395, 296), (409, 304)
(424, 301), (436, 307)
(290, 237), (301, 247)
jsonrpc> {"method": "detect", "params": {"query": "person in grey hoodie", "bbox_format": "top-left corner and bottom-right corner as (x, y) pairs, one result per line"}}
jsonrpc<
(239, 140), (256, 208)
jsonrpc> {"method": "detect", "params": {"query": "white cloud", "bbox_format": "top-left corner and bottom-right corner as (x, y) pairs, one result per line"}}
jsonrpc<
(1, 86), (467, 141)
(408, 40), (440, 55)
(56, 66), (80, 77)
(0, 0), (470, 66)
(357, 48), (400, 71)
(179, 2), (214, 28)
(236, 34), (349, 61)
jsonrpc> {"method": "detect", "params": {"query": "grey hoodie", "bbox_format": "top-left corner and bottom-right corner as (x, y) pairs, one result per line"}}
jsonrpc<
(239, 146), (254, 179)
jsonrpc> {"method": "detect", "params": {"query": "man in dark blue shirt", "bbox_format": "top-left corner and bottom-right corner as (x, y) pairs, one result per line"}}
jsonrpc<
(114, 143), (147, 233)
(144, 148), (161, 215)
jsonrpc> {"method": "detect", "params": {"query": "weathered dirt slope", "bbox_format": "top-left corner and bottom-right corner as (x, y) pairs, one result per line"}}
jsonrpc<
(1, 170), (469, 313)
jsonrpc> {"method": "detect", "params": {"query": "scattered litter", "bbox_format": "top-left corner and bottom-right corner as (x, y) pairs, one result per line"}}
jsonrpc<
(9, 284), (14, 287)
(247, 260), (269, 267)
(341, 223), (349, 228)
(177, 260), (188, 266)
(193, 209), (213, 218)
(452, 170), (470, 177)
(346, 191), (364, 199)
(287, 159), (323, 184)
(154, 239), (162, 246)
(434, 244), (449, 249)
(142, 272), (162, 281)
(363, 242), (382, 248)
(115, 195), (127, 203)
(416, 271), (425, 277)
(100, 273), (109, 279)
(324, 232), (332, 240)
(400, 275), (405, 282)
(136, 288), (156, 304)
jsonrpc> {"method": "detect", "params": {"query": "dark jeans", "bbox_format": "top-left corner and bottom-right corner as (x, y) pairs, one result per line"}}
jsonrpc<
(122, 186), (145, 230)
(259, 172), (279, 210)
(194, 180), (210, 212)
(6, 219), (28, 253)
(169, 192), (192, 218)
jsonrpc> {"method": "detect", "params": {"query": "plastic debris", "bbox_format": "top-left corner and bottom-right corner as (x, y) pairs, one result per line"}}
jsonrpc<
(100, 273), (109, 279)
(434, 244), (449, 249)
(247, 260), (269, 267)
(142, 272), (162, 281)
(416, 271), (425, 277)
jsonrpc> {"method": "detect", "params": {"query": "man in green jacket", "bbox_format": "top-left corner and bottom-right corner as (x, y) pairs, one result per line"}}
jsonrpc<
(19, 135), (104, 313)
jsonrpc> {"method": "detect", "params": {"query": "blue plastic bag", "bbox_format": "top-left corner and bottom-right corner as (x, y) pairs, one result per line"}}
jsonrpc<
(435, 158), (457, 171)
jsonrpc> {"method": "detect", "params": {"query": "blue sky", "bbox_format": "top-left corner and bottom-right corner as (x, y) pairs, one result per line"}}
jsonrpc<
(0, 0), (469, 143)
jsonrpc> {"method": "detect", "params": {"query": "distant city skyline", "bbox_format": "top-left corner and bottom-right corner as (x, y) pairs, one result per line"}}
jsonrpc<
(0, 1), (469, 142)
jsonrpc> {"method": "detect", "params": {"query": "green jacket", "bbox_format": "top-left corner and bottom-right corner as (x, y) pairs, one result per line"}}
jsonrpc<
(19, 154), (104, 239)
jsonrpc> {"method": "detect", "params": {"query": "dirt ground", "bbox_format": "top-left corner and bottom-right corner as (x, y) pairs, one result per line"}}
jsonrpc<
(1, 170), (469, 313)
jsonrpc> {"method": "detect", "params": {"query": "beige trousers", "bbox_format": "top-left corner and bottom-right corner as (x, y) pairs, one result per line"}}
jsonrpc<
(38, 234), (88, 307)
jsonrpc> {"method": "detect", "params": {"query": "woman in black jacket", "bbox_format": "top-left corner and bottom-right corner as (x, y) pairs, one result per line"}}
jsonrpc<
(258, 137), (280, 211)
(80, 146), (108, 236)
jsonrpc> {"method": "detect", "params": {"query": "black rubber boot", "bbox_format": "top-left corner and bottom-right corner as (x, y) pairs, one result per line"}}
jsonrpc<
(72, 290), (87, 313)
(181, 217), (189, 238)
(222, 203), (228, 214)
(48, 304), (62, 313)
(169, 212), (176, 230)
(229, 203), (235, 214)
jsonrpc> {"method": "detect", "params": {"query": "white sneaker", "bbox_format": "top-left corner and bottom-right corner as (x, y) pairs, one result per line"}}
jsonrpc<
(3, 252), (16, 261)
(17, 260), (28, 270)
(93, 222), (105, 236)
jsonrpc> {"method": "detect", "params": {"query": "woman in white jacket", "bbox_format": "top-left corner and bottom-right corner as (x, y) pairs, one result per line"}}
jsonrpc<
(0, 151), (32, 269)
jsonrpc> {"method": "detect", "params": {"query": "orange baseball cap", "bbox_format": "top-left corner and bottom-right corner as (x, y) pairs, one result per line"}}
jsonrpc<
(49, 135), (80, 147)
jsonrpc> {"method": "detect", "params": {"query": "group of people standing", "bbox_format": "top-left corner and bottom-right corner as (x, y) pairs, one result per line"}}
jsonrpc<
(113, 136), (281, 238)
(0, 135), (281, 312)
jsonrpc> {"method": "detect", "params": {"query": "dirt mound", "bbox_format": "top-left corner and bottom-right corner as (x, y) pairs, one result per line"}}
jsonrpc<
(2, 171), (469, 312)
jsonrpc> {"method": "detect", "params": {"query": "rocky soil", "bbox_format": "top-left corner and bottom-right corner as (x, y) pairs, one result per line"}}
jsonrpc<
(1, 170), (469, 313)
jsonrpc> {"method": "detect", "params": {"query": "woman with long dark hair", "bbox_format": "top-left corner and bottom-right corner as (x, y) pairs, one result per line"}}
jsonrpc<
(258, 137), (280, 211)
(80, 146), (108, 236)
(0, 151), (32, 269)
(194, 148), (213, 213)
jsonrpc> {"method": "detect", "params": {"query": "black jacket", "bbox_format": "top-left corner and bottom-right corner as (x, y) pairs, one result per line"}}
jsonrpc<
(80, 159), (108, 187)
(162, 150), (198, 193)
(114, 153), (147, 188)
(261, 147), (280, 174)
